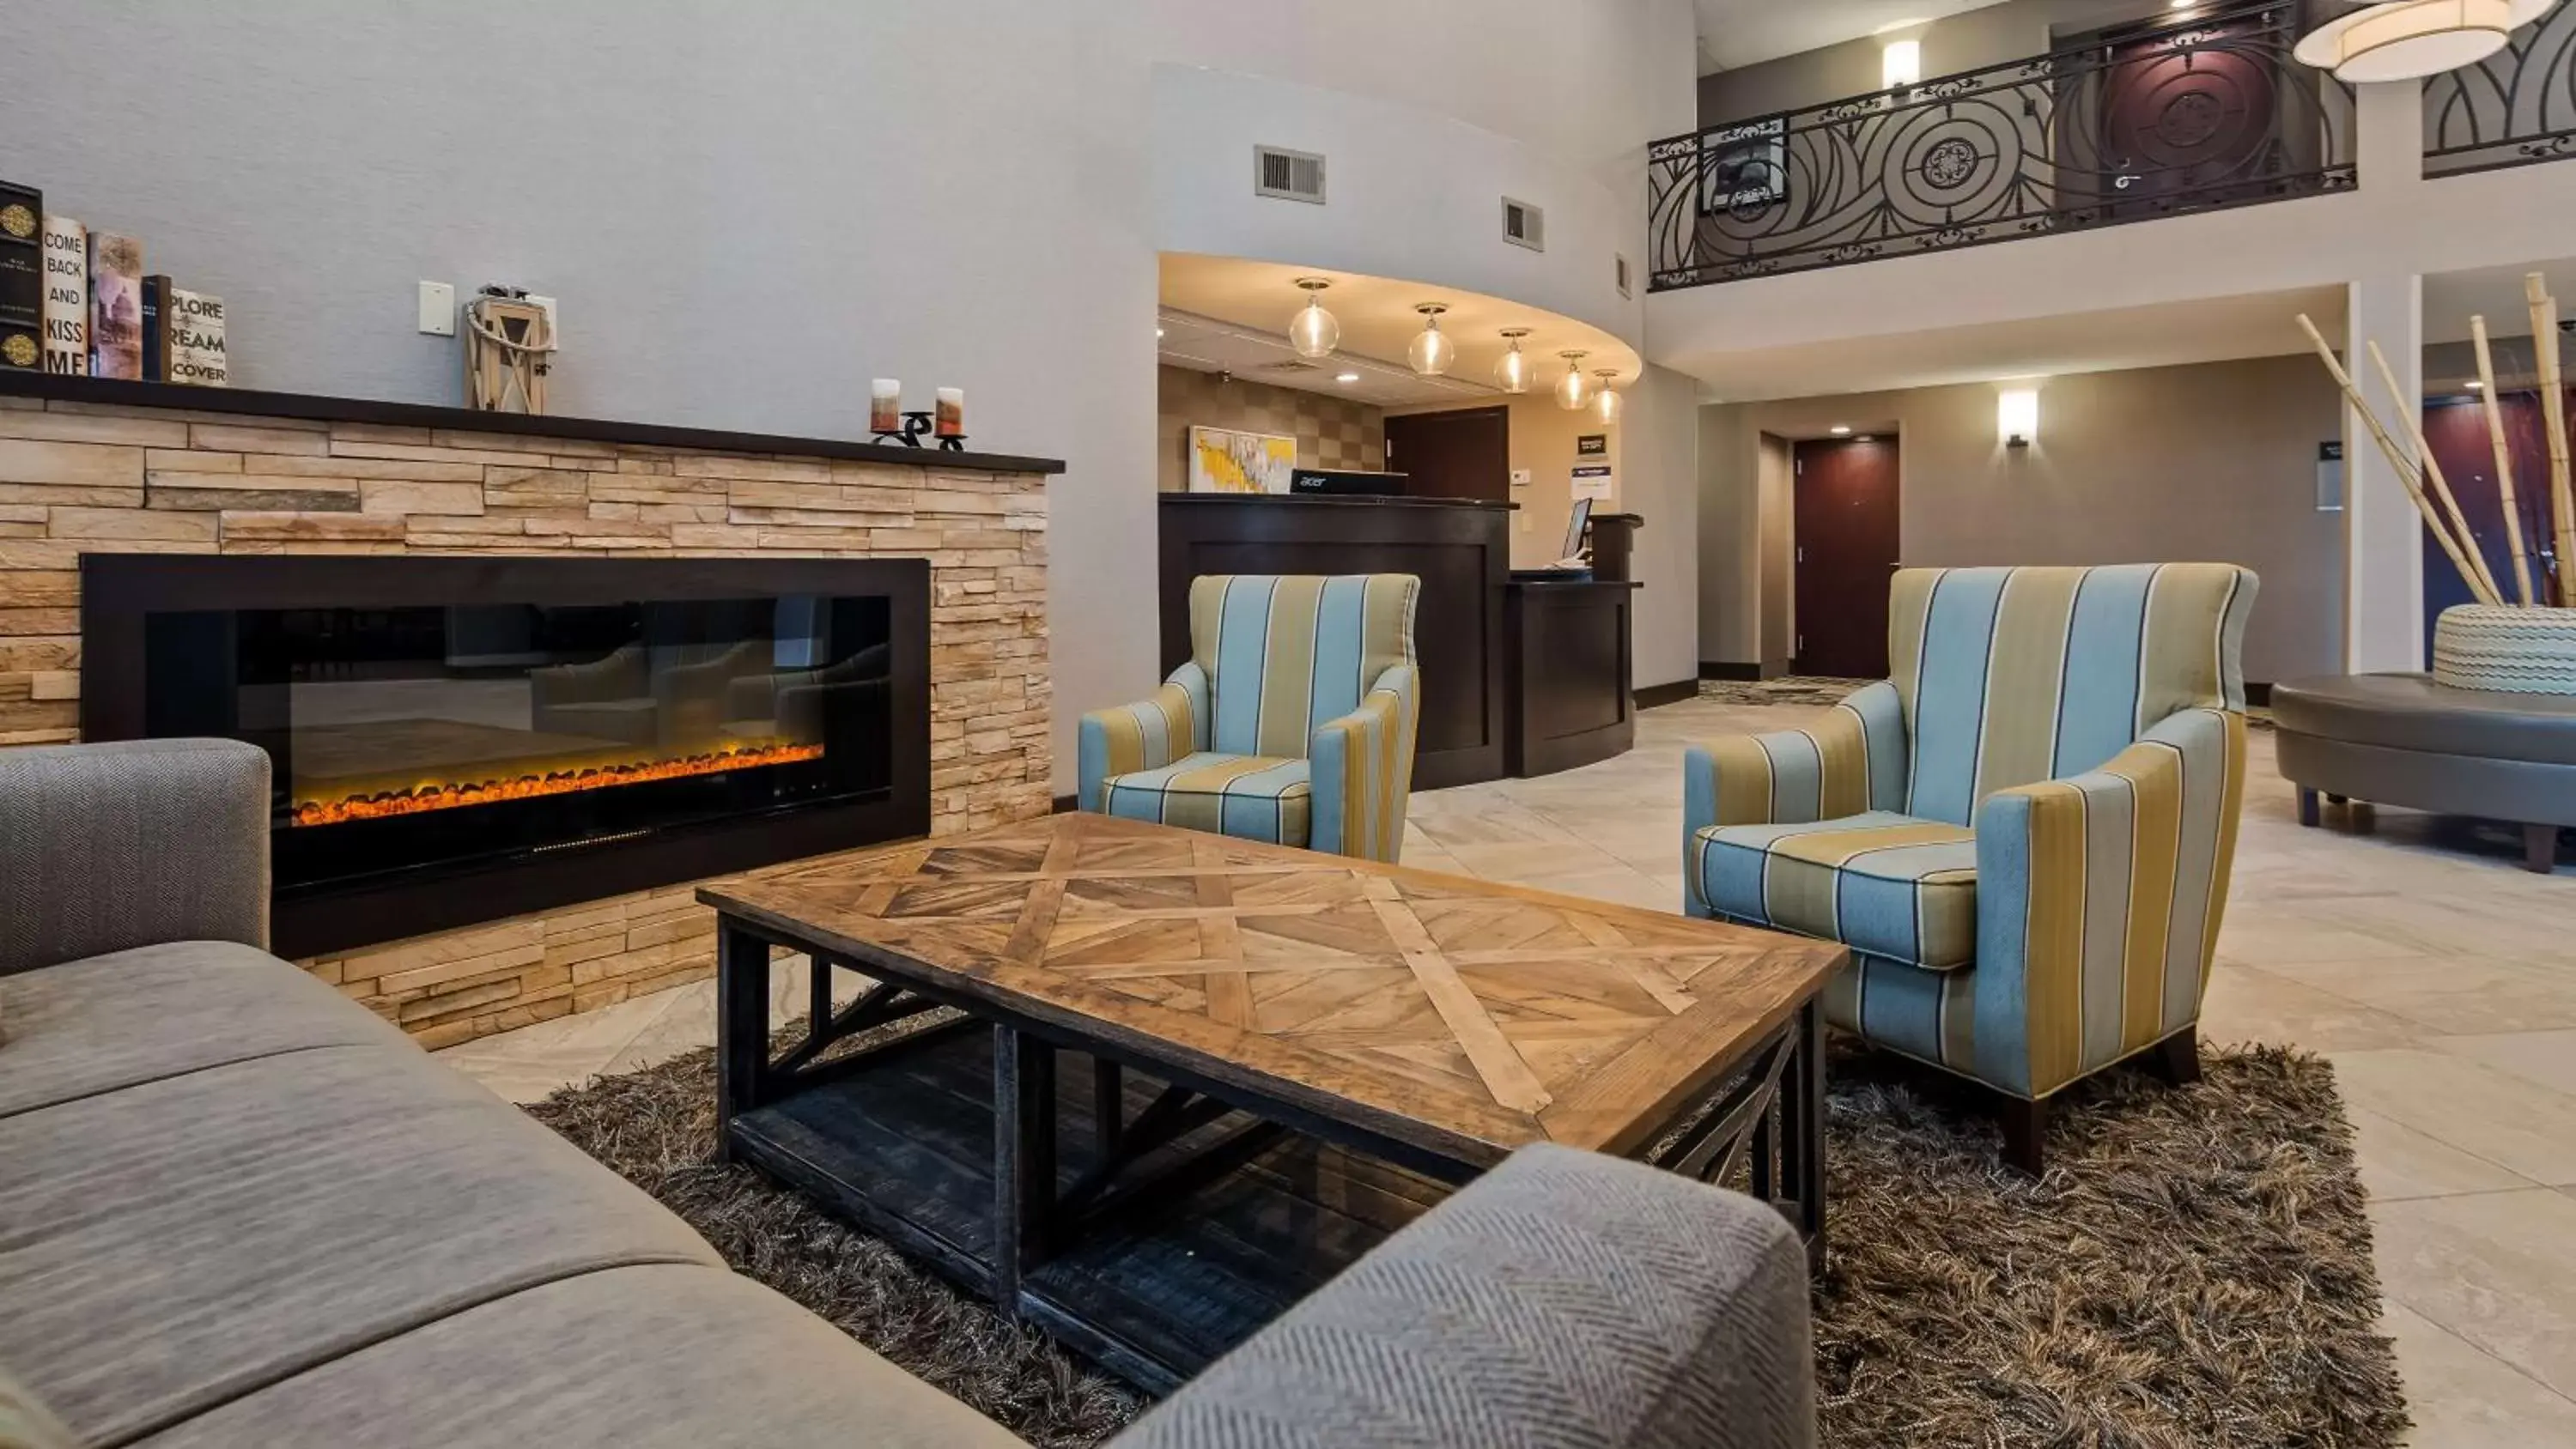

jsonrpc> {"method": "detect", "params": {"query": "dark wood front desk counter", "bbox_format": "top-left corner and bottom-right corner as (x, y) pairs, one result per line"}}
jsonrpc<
(1159, 494), (1637, 786)
(1506, 579), (1641, 777)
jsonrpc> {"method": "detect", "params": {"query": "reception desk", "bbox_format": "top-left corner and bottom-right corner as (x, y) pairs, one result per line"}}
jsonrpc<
(1159, 493), (1510, 789)
(1158, 493), (1641, 787)
(1505, 579), (1640, 777)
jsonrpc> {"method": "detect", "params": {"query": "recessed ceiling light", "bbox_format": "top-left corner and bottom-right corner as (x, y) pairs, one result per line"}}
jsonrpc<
(1156, 326), (1164, 338)
(1335, 371), (1360, 384)
(1830, 425), (1852, 435)
(2467, 378), (2486, 391)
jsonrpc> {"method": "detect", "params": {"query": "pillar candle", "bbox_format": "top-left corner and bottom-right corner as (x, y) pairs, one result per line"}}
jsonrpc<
(870, 379), (902, 433)
(935, 386), (964, 438)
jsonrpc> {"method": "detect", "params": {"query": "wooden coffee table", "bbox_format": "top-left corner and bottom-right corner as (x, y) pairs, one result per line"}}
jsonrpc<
(702, 812), (1846, 1390)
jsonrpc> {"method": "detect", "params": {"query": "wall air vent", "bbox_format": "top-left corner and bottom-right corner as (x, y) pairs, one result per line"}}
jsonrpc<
(1503, 197), (1545, 252)
(1255, 146), (1327, 203)
(1616, 253), (1632, 298)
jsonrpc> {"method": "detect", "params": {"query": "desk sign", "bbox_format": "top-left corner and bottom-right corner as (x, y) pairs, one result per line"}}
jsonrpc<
(1577, 434), (1607, 457)
(1572, 464), (1614, 500)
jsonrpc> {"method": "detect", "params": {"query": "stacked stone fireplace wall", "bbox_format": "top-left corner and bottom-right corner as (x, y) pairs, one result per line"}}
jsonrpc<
(0, 394), (1051, 1048)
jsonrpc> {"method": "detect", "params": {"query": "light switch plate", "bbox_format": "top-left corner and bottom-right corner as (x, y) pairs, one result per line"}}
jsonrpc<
(417, 281), (456, 336)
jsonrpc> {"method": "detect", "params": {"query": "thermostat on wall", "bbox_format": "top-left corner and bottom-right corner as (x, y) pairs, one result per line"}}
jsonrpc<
(1510, 468), (1532, 488)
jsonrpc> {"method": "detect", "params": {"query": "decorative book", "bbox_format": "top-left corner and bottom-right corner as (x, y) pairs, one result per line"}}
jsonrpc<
(143, 276), (227, 386)
(0, 180), (42, 371)
(87, 231), (143, 379)
(39, 214), (84, 373)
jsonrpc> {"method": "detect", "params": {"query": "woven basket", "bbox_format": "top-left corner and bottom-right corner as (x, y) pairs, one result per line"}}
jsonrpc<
(2433, 605), (2576, 694)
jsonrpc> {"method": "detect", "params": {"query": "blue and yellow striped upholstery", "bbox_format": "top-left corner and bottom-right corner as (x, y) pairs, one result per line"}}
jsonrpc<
(1692, 812), (1978, 972)
(1080, 574), (1420, 862)
(1101, 752), (1313, 846)
(1683, 563), (2257, 1103)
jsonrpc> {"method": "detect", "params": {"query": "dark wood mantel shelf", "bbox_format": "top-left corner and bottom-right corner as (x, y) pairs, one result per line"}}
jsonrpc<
(0, 373), (1068, 476)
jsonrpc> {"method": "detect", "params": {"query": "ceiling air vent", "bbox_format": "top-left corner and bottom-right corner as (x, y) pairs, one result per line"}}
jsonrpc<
(1261, 359), (1322, 374)
(1503, 197), (1545, 252)
(1255, 146), (1327, 203)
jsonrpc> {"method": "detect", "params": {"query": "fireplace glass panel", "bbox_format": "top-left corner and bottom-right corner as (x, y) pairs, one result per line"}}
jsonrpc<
(143, 593), (895, 893)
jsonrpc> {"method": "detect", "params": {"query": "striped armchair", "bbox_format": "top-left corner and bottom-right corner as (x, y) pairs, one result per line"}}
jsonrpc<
(1080, 574), (1421, 862)
(1682, 564), (2257, 1173)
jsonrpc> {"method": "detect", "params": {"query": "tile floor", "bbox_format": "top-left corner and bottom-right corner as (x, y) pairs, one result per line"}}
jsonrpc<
(438, 693), (2576, 1443)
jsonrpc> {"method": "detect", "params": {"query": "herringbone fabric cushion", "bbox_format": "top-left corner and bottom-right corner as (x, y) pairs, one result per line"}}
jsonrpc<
(0, 739), (270, 978)
(1112, 1144), (1815, 1449)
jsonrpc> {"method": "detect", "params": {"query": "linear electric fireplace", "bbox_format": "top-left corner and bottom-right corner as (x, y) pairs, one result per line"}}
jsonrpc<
(82, 555), (930, 957)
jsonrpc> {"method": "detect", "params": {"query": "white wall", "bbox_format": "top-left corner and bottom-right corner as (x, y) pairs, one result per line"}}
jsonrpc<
(0, 0), (1162, 795)
(0, 0), (1708, 785)
(1151, 64), (1643, 349)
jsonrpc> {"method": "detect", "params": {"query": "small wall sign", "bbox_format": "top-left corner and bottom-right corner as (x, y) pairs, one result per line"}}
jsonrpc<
(2317, 440), (2344, 513)
(1572, 464), (1614, 501)
(1577, 434), (1608, 457)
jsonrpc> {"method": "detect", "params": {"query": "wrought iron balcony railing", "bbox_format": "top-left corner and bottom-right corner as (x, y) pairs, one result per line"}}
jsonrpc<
(2426, 2), (2576, 176)
(1648, 1), (2356, 291)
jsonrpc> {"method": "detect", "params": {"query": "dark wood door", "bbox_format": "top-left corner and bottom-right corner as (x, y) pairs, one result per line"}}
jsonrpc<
(1792, 436), (1899, 678)
(1383, 406), (1509, 502)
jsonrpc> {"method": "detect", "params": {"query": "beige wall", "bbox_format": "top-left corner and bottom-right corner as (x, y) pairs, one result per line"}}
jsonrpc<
(1157, 367), (1384, 493)
(1697, 0), (2162, 124)
(1699, 353), (2343, 682)
(1390, 369), (1703, 688)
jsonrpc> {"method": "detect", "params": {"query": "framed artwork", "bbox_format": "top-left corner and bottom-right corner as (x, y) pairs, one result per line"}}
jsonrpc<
(1188, 425), (1297, 494)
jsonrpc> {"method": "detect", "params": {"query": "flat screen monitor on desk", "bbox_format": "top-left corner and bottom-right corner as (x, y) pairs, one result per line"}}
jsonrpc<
(1510, 499), (1594, 583)
(1560, 497), (1593, 562)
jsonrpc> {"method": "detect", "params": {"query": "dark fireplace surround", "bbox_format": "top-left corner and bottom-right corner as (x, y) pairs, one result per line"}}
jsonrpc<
(82, 555), (931, 958)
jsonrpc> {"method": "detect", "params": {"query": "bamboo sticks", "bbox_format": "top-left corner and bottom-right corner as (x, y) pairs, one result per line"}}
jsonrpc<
(2368, 338), (2505, 607)
(2532, 273), (2576, 607)
(2470, 315), (2537, 606)
(2296, 313), (2502, 608)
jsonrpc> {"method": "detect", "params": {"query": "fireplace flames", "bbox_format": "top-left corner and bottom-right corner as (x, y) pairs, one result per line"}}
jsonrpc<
(290, 741), (825, 827)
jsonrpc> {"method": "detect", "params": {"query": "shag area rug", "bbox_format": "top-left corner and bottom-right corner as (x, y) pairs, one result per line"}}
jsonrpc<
(527, 1040), (2405, 1448)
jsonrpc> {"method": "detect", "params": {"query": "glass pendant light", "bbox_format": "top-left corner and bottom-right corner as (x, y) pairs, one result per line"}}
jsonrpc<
(1286, 277), (1340, 359)
(1406, 304), (1455, 377)
(1493, 328), (1534, 393)
(1592, 370), (1622, 424)
(1556, 351), (1592, 410)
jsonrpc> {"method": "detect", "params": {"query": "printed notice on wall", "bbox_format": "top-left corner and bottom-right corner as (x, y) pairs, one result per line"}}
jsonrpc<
(1571, 464), (1613, 501)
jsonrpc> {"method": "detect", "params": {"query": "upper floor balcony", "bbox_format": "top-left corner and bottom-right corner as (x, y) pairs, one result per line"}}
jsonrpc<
(1649, 1), (2360, 292)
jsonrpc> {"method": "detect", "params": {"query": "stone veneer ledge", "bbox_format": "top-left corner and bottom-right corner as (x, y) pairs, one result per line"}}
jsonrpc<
(0, 391), (1054, 1049)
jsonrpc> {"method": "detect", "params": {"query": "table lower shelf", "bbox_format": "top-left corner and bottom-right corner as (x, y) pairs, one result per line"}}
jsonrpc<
(725, 1023), (1456, 1391)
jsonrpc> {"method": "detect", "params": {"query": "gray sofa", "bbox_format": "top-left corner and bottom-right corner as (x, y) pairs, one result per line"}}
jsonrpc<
(0, 739), (1818, 1449)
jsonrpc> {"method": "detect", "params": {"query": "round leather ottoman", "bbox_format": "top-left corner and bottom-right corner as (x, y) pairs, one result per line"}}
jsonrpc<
(2272, 673), (2576, 873)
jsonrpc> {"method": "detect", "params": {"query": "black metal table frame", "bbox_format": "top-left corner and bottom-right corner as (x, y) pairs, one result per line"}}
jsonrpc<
(710, 912), (1828, 1360)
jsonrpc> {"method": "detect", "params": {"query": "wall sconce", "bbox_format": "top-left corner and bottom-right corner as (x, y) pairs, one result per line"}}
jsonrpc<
(1998, 388), (2039, 448)
(1882, 39), (1923, 89)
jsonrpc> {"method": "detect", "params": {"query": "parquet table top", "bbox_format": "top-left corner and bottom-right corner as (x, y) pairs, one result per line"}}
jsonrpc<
(702, 813), (1849, 1165)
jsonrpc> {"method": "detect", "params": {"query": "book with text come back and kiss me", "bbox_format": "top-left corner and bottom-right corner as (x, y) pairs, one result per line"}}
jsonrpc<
(39, 213), (86, 374)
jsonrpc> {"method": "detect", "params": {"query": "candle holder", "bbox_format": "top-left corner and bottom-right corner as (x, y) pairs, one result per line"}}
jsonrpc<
(872, 410), (935, 447)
